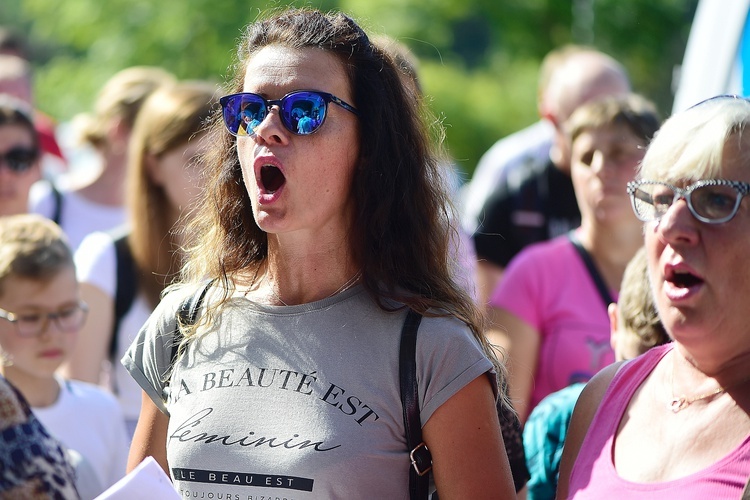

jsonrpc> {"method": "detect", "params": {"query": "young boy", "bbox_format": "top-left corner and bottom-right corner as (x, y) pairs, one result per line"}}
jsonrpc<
(522, 246), (670, 500)
(0, 214), (128, 498)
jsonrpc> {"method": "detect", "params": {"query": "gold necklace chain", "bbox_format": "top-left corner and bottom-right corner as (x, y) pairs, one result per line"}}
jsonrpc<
(669, 386), (726, 413)
(669, 357), (750, 413)
(268, 270), (362, 306)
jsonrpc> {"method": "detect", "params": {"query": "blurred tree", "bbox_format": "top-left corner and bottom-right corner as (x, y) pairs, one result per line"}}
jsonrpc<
(2, 0), (697, 178)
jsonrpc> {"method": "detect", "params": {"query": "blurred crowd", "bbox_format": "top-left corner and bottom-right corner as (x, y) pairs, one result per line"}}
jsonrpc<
(1, 10), (749, 499)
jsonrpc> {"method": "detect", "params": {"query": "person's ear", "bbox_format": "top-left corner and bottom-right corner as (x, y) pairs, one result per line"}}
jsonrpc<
(540, 108), (560, 129)
(608, 302), (619, 353)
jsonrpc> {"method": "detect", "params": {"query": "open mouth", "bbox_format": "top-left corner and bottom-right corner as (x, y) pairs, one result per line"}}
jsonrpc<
(260, 164), (286, 193)
(666, 269), (703, 288)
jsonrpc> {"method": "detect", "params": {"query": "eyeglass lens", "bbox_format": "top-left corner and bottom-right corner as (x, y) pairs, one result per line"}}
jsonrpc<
(222, 92), (329, 136)
(13, 304), (87, 337)
(632, 182), (742, 222)
(0, 147), (37, 173)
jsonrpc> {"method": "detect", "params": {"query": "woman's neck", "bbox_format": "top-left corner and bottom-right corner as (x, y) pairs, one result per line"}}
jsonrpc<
(246, 235), (360, 306)
(670, 346), (750, 399)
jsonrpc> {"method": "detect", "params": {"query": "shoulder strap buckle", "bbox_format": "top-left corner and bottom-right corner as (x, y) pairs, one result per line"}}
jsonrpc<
(409, 442), (433, 476)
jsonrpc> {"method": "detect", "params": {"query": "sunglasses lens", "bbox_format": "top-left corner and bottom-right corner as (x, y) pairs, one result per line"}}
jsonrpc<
(2, 148), (36, 172)
(281, 92), (327, 135)
(222, 94), (267, 136)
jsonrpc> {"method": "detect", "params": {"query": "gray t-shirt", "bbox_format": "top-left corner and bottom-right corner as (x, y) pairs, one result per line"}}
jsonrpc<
(123, 284), (495, 499)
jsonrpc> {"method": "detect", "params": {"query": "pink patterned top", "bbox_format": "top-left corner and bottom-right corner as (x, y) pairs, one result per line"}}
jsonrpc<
(568, 343), (750, 499)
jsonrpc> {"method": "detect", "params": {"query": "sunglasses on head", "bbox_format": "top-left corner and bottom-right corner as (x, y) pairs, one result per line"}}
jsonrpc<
(0, 147), (38, 173)
(219, 90), (358, 137)
(687, 94), (750, 109)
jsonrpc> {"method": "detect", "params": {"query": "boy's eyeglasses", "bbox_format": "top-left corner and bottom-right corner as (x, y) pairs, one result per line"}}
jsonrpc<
(0, 147), (39, 173)
(219, 90), (358, 137)
(627, 179), (750, 224)
(0, 301), (89, 337)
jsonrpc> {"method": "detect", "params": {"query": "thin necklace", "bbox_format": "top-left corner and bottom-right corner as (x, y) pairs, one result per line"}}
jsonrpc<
(267, 270), (362, 306)
(668, 358), (750, 413)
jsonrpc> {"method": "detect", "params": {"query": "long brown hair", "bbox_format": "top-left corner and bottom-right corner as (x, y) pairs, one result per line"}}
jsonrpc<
(126, 80), (216, 306)
(181, 8), (506, 396)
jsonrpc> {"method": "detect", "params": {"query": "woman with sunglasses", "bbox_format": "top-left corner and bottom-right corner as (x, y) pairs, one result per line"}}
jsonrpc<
(123, 8), (515, 499)
(558, 95), (750, 498)
(0, 94), (41, 216)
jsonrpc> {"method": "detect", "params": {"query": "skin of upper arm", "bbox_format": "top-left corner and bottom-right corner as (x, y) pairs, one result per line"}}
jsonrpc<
(128, 391), (170, 475)
(556, 362), (623, 499)
(486, 306), (541, 423)
(423, 374), (516, 499)
(58, 282), (113, 384)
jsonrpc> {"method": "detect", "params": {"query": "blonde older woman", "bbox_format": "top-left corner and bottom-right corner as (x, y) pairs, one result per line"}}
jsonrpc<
(558, 95), (750, 498)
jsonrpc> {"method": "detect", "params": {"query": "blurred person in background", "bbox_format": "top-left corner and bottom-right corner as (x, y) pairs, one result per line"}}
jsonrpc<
(469, 48), (631, 307)
(28, 66), (175, 250)
(485, 94), (660, 422)
(0, 29), (67, 175)
(61, 80), (216, 440)
(0, 372), (79, 499)
(0, 214), (128, 498)
(522, 247), (670, 500)
(0, 94), (41, 216)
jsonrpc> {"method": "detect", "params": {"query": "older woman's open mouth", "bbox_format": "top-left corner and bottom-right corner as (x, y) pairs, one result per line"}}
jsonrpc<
(664, 264), (704, 300)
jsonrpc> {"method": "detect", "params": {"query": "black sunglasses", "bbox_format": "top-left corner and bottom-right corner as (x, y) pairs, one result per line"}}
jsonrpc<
(219, 90), (358, 137)
(0, 147), (38, 173)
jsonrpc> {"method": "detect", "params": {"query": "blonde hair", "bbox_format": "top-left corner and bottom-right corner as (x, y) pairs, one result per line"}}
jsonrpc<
(617, 247), (670, 354)
(639, 96), (750, 182)
(75, 66), (175, 150)
(126, 80), (217, 307)
(0, 214), (73, 297)
(565, 93), (661, 145)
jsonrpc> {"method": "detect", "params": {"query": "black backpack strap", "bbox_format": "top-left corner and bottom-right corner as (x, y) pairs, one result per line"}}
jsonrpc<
(49, 181), (63, 225)
(399, 309), (430, 500)
(110, 231), (138, 362)
(567, 230), (614, 308)
(171, 280), (213, 367)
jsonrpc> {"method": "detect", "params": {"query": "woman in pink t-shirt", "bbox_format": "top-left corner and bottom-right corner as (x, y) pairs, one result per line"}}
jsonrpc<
(558, 95), (750, 498)
(485, 94), (660, 422)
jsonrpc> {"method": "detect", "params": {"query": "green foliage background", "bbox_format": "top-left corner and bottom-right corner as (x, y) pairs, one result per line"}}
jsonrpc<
(2, 0), (697, 177)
